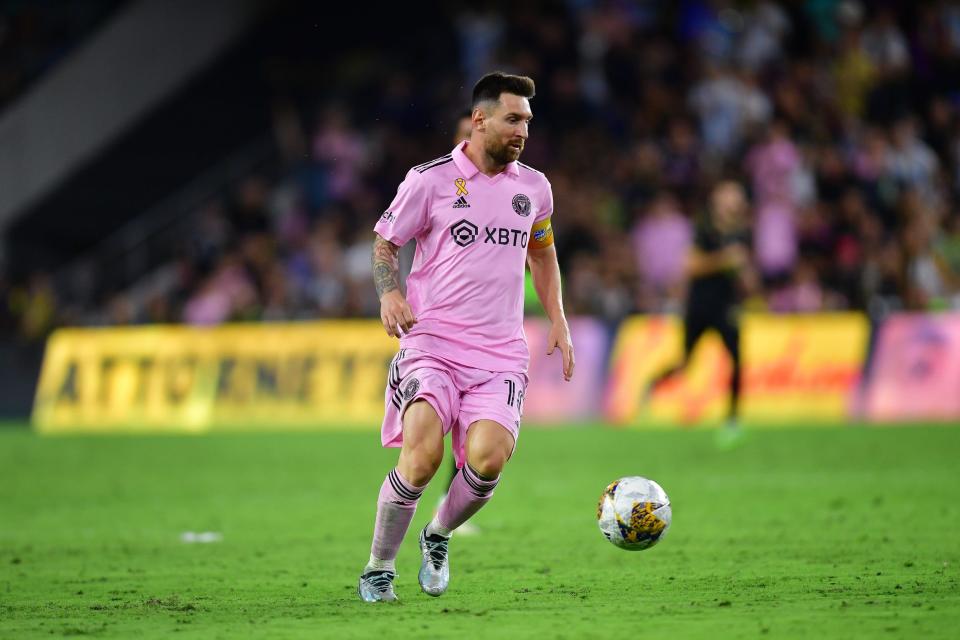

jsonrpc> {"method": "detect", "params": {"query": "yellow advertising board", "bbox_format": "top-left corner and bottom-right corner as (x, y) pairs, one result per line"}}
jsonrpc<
(604, 313), (869, 426)
(32, 322), (398, 433)
(33, 314), (870, 433)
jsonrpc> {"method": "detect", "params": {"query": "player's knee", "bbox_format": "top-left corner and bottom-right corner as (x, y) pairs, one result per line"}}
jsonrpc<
(466, 421), (514, 478)
(399, 400), (445, 485)
(468, 448), (508, 479)
(402, 444), (443, 486)
(404, 461), (440, 487)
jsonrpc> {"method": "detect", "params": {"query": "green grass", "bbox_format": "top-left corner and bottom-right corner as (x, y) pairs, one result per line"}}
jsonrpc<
(1, 423), (959, 639)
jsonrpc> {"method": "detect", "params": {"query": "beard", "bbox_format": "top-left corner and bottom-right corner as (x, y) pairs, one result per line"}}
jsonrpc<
(485, 138), (523, 165)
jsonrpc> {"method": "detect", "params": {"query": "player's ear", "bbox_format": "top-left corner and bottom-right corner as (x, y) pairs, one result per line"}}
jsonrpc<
(472, 107), (485, 132)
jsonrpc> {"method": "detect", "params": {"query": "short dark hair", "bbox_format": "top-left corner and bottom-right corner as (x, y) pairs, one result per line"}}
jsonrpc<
(471, 72), (535, 108)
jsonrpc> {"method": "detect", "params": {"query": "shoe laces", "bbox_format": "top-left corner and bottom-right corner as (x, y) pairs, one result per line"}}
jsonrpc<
(423, 534), (449, 570)
(363, 570), (395, 592)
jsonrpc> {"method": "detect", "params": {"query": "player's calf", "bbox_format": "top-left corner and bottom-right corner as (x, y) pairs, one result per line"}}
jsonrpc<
(435, 464), (500, 532)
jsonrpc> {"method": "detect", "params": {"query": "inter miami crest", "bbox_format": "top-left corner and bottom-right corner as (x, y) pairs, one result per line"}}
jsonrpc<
(512, 194), (531, 217)
(403, 378), (421, 401)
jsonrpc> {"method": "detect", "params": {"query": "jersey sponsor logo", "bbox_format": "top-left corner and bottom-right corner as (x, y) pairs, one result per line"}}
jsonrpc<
(450, 219), (528, 248)
(452, 195), (470, 208)
(380, 211), (396, 223)
(451, 219), (479, 247)
(512, 193), (531, 217)
(483, 226), (528, 248)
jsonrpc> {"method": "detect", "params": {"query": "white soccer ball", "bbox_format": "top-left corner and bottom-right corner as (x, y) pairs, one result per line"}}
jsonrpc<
(596, 476), (671, 551)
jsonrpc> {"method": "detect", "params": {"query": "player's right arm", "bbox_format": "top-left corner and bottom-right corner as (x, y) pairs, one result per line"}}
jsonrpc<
(372, 168), (430, 338)
(373, 234), (417, 338)
(685, 244), (747, 278)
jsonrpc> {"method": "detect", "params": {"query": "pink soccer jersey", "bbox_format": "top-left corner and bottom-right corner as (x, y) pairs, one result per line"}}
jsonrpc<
(374, 141), (554, 374)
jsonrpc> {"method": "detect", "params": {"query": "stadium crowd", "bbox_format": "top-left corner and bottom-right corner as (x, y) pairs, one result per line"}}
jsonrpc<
(4, 0), (960, 342)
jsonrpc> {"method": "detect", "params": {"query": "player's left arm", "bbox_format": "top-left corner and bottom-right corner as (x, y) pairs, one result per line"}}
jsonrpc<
(527, 217), (574, 381)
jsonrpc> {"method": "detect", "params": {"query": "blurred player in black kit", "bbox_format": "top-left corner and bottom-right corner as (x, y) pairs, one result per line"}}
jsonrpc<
(646, 180), (755, 447)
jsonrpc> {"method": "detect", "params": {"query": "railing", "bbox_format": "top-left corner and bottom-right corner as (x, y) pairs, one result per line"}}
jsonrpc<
(53, 136), (276, 305)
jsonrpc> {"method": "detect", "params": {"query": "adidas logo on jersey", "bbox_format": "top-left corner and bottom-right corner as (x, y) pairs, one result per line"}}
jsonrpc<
(452, 196), (470, 208)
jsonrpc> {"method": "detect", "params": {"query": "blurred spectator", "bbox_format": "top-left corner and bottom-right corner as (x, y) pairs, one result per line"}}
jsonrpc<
(9, 273), (57, 341)
(312, 106), (368, 203)
(887, 118), (940, 204)
(183, 253), (257, 326)
(746, 120), (802, 279)
(688, 65), (749, 157)
(630, 191), (692, 312)
(661, 117), (700, 191)
(768, 259), (825, 313)
(860, 7), (910, 74)
(932, 213), (960, 308)
(738, 1), (790, 72)
(456, 9), (504, 89)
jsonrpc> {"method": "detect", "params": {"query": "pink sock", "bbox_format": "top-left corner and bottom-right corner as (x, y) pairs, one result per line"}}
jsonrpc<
(370, 468), (425, 563)
(436, 465), (499, 533)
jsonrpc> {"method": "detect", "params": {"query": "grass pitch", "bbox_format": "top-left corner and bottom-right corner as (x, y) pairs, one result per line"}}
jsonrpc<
(1, 423), (959, 639)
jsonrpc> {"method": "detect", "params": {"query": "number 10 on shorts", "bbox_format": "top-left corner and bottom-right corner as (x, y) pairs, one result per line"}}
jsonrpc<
(504, 379), (524, 413)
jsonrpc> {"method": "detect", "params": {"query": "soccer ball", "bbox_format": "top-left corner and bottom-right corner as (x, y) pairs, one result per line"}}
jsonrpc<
(596, 476), (671, 551)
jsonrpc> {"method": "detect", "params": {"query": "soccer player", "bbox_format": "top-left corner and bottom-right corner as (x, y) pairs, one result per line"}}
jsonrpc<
(645, 181), (753, 445)
(358, 72), (574, 602)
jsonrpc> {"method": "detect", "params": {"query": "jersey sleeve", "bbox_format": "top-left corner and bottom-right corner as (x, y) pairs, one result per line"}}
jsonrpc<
(534, 178), (553, 223)
(528, 179), (555, 250)
(374, 170), (430, 246)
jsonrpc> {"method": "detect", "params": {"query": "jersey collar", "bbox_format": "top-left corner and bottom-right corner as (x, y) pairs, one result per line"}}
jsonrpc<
(453, 141), (520, 179)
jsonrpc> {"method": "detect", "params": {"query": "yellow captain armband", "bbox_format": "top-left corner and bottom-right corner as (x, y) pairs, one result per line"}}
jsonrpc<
(529, 217), (554, 250)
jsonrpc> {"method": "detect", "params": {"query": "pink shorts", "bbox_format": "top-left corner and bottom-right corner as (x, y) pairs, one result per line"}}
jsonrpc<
(381, 347), (528, 469)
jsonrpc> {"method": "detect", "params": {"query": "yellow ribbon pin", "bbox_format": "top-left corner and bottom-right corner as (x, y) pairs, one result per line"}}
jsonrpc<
(454, 178), (468, 196)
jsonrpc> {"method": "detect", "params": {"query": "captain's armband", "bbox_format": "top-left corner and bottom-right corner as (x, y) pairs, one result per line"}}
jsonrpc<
(528, 217), (554, 250)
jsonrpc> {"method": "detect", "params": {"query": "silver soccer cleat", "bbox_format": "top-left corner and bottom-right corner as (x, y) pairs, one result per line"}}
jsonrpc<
(357, 569), (398, 602)
(418, 528), (450, 597)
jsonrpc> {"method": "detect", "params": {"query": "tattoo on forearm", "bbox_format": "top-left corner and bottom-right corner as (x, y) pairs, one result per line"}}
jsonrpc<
(372, 235), (400, 298)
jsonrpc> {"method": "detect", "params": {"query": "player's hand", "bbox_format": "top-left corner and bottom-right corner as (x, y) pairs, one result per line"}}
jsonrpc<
(740, 264), (761, 296)
(546, 320), (575, 381)
(725, 244), (749, 268)
(380, 290), (417, 338)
